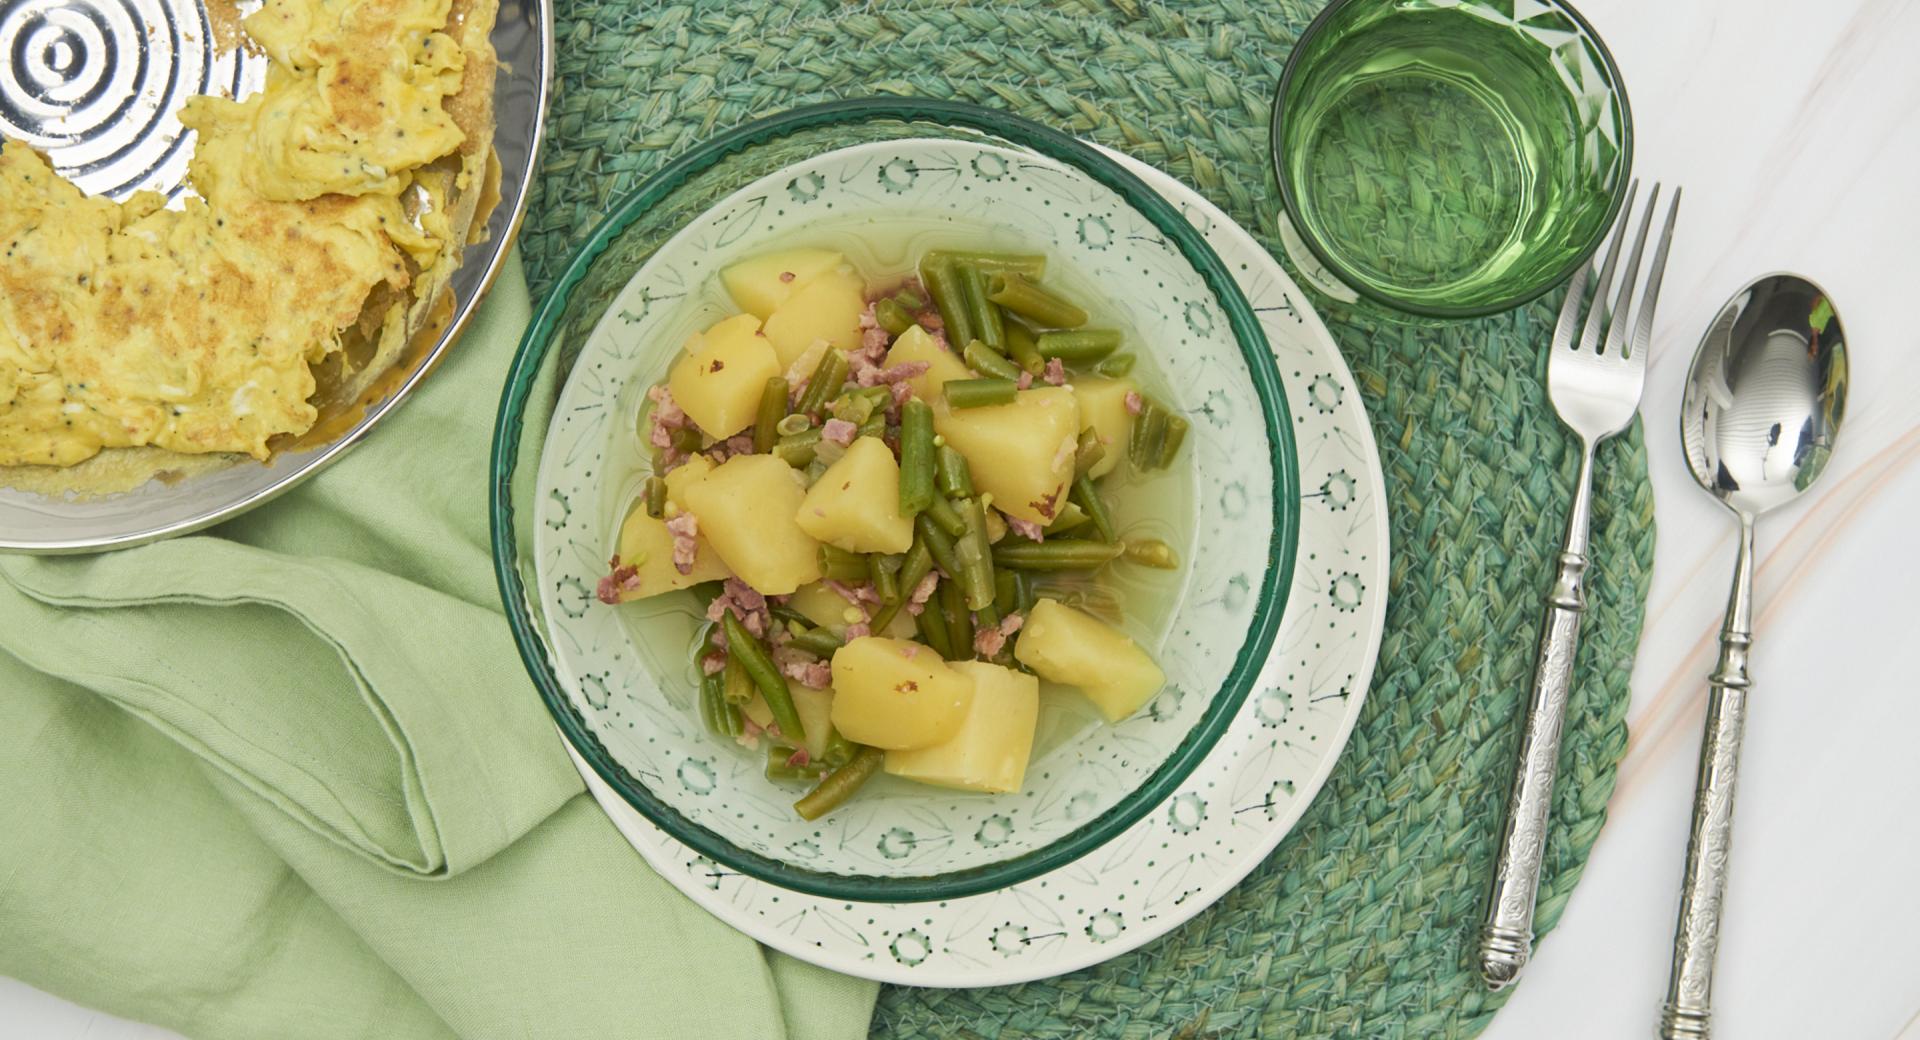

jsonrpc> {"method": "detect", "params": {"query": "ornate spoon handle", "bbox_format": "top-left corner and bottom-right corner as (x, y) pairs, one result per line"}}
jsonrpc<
(1478, 446), (1595, 989)
(1661, 516), (1756, 1038)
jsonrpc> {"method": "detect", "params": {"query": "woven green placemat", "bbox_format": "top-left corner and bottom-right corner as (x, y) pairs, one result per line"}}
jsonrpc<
(517, 3), (1656, 1037)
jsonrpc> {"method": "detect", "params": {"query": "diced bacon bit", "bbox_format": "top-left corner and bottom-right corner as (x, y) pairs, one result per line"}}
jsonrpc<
(824, 579), (881, 606)
(844, 622), (871, 640)
(646, 386), (694, 465)
(861, 325), (890, 352)
(821, 418), (858, 446)
(999, 612), (1025, 636)
(700, 650), (727, 675)
(737, 716), (763, 750)
(1042, 358), (1067, 386)
(707, 432), (756, 464)
(916, 310), (944, 332)
(769, 625), (793, 648)
(904, 571), (940, 616)
(1005, 515), (1044, 542)
(1124, 390), (1145, 416)
(1016, 370), (1034, 390)
(780, 270), (797, 283)
(665, 513), (700, 575)
(857, 301), (878, 328)
(901, 643), (919, 659)
(845, 337), (891, 387)
(928, 326), (950, 351)
(596, 554), (642, 604)
(973, 626), (1008, 658)
(887, 380), (913, 418)
(706, 577), (771, 637)
(856, 360), (930, 389)
(786, 747), (812, 768)
(783, 656), (832, 689)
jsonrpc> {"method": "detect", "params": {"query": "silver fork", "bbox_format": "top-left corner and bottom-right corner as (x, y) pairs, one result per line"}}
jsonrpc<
(1478, 182), (1681, 989)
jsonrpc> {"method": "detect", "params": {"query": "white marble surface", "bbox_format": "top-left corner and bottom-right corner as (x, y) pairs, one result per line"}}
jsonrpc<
(5, 0), (1917, 1037)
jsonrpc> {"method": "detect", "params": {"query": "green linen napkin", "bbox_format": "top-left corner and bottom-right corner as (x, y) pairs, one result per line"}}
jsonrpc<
(0, 253), (878, 1040)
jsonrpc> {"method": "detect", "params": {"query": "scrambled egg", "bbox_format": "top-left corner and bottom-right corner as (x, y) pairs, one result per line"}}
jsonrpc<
(0, 0), (472, 467)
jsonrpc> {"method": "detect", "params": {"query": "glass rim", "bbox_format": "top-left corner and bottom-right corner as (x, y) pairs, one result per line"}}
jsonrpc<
(1268, 0), (1635, 320)
(489, 97), (1302, 902)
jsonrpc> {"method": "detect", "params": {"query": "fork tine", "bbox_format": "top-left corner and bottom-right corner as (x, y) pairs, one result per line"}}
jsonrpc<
(1577, 179), (1639, 354)
(1601, 184), (1661, 357)
(1628, 187), (1682, 365)
(1551, 262), (1590, 352)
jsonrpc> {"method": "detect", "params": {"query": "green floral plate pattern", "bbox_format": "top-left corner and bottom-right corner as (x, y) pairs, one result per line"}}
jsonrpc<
(531, 133), (1283, 898)
(568, 150), (1390, 986)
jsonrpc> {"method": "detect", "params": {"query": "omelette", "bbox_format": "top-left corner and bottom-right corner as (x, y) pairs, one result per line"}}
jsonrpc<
(0, 0), (497, 490)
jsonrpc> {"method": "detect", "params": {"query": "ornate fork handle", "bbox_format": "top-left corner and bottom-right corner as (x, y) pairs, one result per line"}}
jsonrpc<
(1661, 516), (1757, 1038)
(1479, 445), (1596, 989)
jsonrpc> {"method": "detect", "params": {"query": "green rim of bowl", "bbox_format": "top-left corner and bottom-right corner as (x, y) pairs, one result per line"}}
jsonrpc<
(491, 97), (1300, 902)
(1268, 0), (1634, 319)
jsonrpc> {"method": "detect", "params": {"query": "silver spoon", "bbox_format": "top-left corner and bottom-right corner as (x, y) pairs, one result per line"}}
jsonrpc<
(1662, 274), (1848, 1038)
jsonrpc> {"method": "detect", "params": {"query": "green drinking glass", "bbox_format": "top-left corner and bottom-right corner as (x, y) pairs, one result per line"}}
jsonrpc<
(1270, 0), (1632, 318)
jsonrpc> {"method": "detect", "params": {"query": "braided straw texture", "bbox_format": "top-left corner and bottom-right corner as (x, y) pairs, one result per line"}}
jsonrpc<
(518, 2), (1657, 1036)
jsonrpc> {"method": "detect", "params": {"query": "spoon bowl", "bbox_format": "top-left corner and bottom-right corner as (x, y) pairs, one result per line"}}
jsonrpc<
(1681, 273), (1848, 518)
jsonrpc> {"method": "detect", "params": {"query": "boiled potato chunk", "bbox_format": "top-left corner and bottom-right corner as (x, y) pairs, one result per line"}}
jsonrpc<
(1014, 598), (1165, 721)
(795, 436), (915, 554)
(607, 505), (731, 602)
(933, 386), (1079, 526)
(789, 581), (916, 639)
(678, 454), (822, 594)
(721, 248), (846, 319)
(763, 269), (867, 370)
(829, 637), (974, 750)
(1071, 376), (1137, 479)
(660, 454), (714, 511)
(742, 682), (835, 761)
(884, 325), (971, 401)
(667, 313), (780, 439)
(885, 661), (1039, 793)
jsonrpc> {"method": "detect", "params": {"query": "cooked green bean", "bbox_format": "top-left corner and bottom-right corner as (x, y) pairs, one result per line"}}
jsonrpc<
(699, 669), (727, 736)
(955, 495), (997, 611)
(918, 257), (975, 349)
(752, 376), (789, 453)
(872, 553), (904, 602)
(994, 569), (1018, 617)
(991, 539), (1125, 571)
(1072, 473), (1117, 542)
(1157, 414), (1190, 469)
(963, 340), (1024, 381)
(916, 513), (963, 579)
(856, 412), (887, 440)
(775, 412), (812, 437)
(723, 613), (805, 742)
(923, 493), (966, 537)
(890, 285), (927, 313)
(766, 755), (828, 784)
(822, 727), (858, 769)
(1123, 538), (1181, 570)
(1096, 352), (1137, 377)
(913, 598), (953, 658)
(793, 746), (886, 821)
(987, 273), (1088, 329)
(768, 604), (813, 631)
(944, 377), (1018, 409)
(1014, 570), (1036, 613)
(794, 350), (848, 416)
(818, 544), (870, 582)
(789, 627), (844, 657)
(1073, 428), (1105, 477)
(898, 398), (936, 515)
(722, 653), (753, 706)
(956, 263), (1006, 350)
(1131, 403), (1170, 471)
(935, 444), (974, 498)
(1046, 500), (1090, 534)
(668, 426), (704, 456)
(830, 391), (876, 426)
(939, 577), (973, 660)
(873, 297), (915, 336)
(773, 427), (822, 468)
(643, 476), (667, 518)
(921, 250), (1047, 279)
(867, 540), (932, 635)
(1005, 321), (1045, 375)
(1036, 329), (1123, 361)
